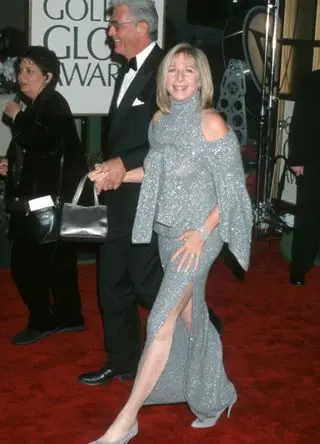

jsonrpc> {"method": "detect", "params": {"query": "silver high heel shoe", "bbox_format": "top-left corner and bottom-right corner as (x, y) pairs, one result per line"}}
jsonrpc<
(191, 393), (237, 428)
(89, 422), (138, 444)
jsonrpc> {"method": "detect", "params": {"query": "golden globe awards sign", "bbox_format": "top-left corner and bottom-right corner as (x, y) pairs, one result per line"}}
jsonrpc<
(29, 0), (164, 115)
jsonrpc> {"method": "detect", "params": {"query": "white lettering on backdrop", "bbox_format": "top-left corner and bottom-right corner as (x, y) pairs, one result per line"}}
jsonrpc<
(29, 0), (164, 115)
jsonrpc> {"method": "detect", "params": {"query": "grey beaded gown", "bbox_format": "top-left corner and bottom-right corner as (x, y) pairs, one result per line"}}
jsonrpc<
(132, 94), (252, 421)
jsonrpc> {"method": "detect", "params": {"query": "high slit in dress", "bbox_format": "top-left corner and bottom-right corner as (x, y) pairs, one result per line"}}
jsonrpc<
(132, 94), (252, 421)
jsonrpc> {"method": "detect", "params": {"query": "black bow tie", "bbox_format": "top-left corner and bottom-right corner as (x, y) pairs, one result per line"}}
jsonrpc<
(124, 57), (137, 73)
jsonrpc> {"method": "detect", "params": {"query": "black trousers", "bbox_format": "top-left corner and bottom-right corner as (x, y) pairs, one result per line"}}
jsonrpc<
(98, 232), (163, 372)
(10, 239), (83, 331)
(291, 167), (320, 275)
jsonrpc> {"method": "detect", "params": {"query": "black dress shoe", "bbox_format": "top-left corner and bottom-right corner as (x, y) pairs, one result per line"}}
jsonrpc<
(78, 363), (136, 386)
(289, 272), (305, 286)
(208, 308), (223, 336)
(11, 327), (58, 345)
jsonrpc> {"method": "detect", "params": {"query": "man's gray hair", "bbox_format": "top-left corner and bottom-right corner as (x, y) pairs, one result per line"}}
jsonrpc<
(108, 0), (158, 41)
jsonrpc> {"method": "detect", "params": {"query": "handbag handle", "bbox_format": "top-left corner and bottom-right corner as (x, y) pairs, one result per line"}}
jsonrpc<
(71, 174), (99, 206)
(55, 151), (64, 205)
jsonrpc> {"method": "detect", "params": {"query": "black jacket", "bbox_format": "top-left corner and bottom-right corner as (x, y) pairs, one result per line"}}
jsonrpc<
(6, 87), (88, 204)
(102, 44), (164, 238)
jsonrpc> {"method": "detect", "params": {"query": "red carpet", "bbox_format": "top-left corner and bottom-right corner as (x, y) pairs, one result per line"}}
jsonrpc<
(1, 240), (319, 444)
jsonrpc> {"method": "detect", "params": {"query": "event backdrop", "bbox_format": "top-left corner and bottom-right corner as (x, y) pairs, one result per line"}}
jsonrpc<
(29, 0), (165, 115)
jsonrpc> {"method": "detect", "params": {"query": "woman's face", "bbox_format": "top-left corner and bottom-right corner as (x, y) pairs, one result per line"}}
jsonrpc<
(166, 53), (200, 102)
(18, 58), (50, 100)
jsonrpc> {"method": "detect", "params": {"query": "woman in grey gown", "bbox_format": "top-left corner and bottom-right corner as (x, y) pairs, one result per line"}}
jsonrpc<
(89, 43), (252, 444)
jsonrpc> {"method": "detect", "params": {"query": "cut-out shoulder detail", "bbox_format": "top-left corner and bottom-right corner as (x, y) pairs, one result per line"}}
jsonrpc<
(152, 110), (163, 126)
(201, 109), (229, 141)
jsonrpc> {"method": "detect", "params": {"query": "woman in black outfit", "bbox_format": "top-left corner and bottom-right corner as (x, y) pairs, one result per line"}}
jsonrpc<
(0, 46), (88, 345)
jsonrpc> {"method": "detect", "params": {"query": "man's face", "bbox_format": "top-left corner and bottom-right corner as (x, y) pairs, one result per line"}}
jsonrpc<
(107, 5), (139, 60)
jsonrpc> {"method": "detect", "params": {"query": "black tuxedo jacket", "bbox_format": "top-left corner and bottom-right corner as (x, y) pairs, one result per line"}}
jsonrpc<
(103, 44), (164, 239)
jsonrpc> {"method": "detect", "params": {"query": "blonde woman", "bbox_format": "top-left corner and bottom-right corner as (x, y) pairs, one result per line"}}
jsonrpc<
(89, 43), (252, 444)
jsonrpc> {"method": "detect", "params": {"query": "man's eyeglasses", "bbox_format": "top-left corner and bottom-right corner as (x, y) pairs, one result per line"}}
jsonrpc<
(107, 20), (135, 30)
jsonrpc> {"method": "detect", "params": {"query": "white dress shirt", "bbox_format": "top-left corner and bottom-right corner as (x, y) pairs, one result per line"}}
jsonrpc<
(116, 42), (156, 107)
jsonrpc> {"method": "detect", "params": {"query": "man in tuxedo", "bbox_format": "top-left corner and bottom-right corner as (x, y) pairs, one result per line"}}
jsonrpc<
(78, 0), (222, 386)
(288, 69), (320, 286)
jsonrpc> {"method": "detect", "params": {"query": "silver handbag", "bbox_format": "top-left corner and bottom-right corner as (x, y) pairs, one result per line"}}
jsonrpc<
(60, 174), (107, 242)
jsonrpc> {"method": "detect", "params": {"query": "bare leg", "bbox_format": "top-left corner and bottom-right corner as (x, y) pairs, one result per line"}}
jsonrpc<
(97, 283), (193, 443)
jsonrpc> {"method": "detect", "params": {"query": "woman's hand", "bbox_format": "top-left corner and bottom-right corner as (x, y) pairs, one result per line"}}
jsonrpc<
(0, 159), (8, 176)
(88, 163), (106, 181)
(290, 166), (304, 176)
(172, 231), (205, 272)
(3, 101), (21, 121)
(88, 163), (108, 194)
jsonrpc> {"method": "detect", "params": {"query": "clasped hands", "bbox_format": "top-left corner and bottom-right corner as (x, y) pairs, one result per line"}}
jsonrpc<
(172, 231), (205, 272)
(88, 157), (126, 193)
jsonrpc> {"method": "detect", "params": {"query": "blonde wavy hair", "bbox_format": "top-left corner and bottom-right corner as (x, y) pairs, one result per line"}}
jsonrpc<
(156, 43), (214, 114)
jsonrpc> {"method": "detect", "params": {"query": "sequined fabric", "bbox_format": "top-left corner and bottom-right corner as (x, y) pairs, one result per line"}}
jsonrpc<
(132, 94), (252, 420)
(132, 94), (252, 270)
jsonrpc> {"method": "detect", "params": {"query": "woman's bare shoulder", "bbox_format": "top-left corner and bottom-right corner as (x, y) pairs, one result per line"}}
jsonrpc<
(201, 109), (228, 141)
(152, 110), (163, 126)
